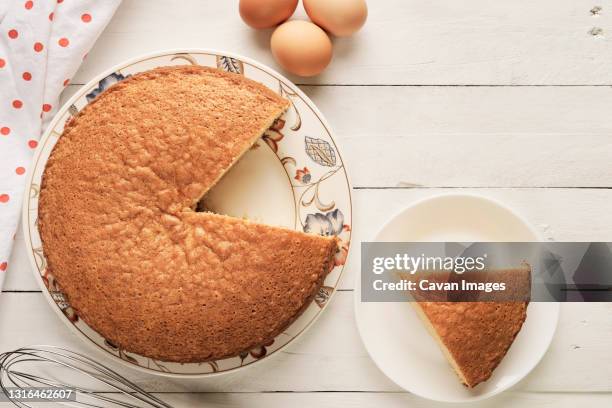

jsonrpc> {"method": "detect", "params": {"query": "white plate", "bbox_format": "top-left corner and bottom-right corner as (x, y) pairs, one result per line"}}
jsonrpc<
(23, 49), (352, 377)
(355, 193), (560, 402)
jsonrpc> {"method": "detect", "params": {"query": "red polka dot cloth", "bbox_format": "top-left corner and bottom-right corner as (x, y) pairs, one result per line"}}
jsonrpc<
(0, 0), (121, 291)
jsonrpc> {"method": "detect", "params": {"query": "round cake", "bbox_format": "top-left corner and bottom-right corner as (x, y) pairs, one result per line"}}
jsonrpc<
(38, 65), (338, 362)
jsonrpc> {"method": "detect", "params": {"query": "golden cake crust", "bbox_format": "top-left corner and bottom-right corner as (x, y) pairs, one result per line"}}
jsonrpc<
(38, 65), (338, 362)
(412, 267), (530, 388)
(417, 301), (528, 387)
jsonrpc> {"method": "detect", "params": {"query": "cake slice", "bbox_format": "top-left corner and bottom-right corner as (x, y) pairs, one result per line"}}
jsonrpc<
(405, 267), (530, 388)
(39, 65), (340, 362)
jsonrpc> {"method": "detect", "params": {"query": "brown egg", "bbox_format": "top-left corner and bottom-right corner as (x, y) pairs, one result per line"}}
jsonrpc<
(304, 0), (368, 37)
(271, 20), (333, 77)
(239, 0), (299, 29)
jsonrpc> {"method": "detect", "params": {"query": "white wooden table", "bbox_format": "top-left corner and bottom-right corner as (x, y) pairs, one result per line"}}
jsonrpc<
(2, 1), (612, 406)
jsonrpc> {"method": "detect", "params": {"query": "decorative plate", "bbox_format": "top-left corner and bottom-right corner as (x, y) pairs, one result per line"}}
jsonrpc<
(23, 49), (352, 377)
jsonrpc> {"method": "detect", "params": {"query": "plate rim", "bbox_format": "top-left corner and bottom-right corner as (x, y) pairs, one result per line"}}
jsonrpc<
(22, 48), (353, 378)
(353, 192), (560, 402)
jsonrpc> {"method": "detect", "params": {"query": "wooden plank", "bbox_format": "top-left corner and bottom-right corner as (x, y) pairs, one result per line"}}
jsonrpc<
(72, 0), (612, 85)
(8, 188), (612, 292)
(0, 393), (609, 408)
(341, 187), (612, 288)
(1, 392), (603, 408)
(61, 392), (612, 408)
(0, 292), (610, 393)
(301, 85), (612, 188)
(59, 84), (612, 188)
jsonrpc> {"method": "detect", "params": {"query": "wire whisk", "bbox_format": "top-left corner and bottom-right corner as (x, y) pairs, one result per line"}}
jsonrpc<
(0, 346), (174, 408)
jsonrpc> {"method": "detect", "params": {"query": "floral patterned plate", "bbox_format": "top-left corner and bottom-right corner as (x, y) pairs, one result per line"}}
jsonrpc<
(22, 49), (352, 377)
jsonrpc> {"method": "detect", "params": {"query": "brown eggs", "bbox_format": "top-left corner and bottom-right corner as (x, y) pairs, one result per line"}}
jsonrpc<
(304, 0), (368, 37)
(239, 0), (368, 77)
(271, 20), (333, 77)
(239, 0), (298, 29)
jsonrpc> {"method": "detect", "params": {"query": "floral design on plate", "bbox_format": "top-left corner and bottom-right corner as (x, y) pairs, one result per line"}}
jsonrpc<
(315, 286), (335, 308)
(23, 50), (351, 376)
(304, 209), (351, 267)
(295, 167), (311, 184)
(85, 72), (128, 102)
(304, 208), (344, 236)
(305, 136), (336, 167)
(216, 55), (244, 74)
